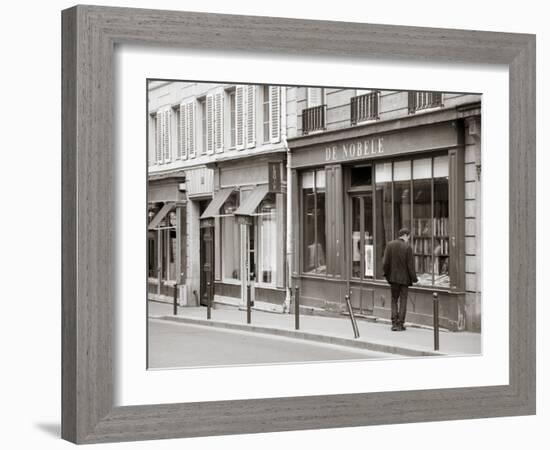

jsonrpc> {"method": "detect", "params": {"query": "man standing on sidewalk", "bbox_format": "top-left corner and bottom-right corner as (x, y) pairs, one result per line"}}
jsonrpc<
(382, 228), (418, 331)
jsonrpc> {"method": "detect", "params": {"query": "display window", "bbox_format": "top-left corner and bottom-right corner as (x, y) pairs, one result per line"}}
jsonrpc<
(221, 192), (241, 280)
(302, 170), (326, 274)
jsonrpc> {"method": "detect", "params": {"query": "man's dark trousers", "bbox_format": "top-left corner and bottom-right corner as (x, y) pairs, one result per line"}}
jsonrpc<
(390, 283), (408, 328)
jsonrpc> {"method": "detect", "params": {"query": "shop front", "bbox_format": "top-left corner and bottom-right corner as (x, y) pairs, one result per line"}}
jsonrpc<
(289, 119), (472, 330)
(147, 173), (187, 304)
(199, 154), (287, 312)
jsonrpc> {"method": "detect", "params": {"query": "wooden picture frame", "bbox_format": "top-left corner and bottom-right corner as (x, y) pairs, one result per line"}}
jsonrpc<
(61, 5), (535, 444)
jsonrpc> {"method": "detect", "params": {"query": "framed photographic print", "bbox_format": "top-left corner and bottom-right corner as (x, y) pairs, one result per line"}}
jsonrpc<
(62, 4), (535, 444)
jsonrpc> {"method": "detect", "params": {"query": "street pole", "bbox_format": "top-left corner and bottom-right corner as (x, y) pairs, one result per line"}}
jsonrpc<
(246, 283), (252, 324)
(345, 291), (360, 339)
(433, 292), (439, 351)
(207, 281), (211, 320)
(173, 283), (178, 315)
(294, 285), (300, 330)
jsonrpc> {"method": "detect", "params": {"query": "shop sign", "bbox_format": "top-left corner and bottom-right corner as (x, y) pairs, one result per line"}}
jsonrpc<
(268, 162), (281, 193)
(290, 121), (459, 168)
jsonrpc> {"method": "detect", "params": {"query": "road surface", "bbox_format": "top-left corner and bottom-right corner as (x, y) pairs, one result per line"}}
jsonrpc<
(148, 318), (392, 368)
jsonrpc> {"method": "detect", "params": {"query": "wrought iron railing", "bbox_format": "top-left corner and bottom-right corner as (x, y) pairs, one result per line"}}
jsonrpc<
(302, 105), (326, 135)
(408, 91), (443, 113)
(350, 91), (380, 125)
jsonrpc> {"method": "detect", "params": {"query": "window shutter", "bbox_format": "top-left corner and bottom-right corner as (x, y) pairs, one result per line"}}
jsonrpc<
(163, 109), (171, 162)
(187, 101), (196, 158)
(269, 86), (281, 144)
(179, 104), (187, 159)
(155, 112), (162, 164)
(206, 94), (214, 154)
(214, 91), (224, 153)
(236, 85), (245, 150)
(246, 85), (256, 148)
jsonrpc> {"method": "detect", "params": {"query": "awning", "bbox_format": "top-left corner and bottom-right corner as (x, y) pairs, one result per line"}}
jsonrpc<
(148, 202), (175, 230)
(234, 184), (269, 217)
(200, 187), (234, 220)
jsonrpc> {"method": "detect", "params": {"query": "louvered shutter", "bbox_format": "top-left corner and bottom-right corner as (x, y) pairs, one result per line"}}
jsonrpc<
(235, 85), (245, 150)
(246, 85), (256, 148)
(163, 109), (171, 162)
(214, 91), (224, 153)
(206, 94), (214, 154)
(155, 112), (162, 164)
(187, 101), (196, 158)
(269, 86), (281, 144)
(179, 104), (187, 159)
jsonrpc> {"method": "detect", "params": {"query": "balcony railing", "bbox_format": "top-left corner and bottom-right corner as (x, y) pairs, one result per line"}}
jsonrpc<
(408, 91), (443, 113)
(302, 105), (326, 135)
(350, 91), (380, 125)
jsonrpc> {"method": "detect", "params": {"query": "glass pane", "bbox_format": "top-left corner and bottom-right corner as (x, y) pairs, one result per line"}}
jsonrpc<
(393, 160), (411, 181)
(375, 181), (392, 279)
(222, 192), (240, 280)
(351, 197), (361, 278)
(412, 178), (432, 285)
(413, 158), (432, 179)
(363, 193), (374, 278)
(434, 176), (450, 287)
(375, 162), (392, 183)
(350, 166), (372, 187)
(434, 155), (449, 178)
(302, 171), (314, 189)
(315, 169), (326, 189)
(303, 186), (316, 273)
(316, 191), (327, 274)
(393, 181), (411, 235)
(258, 193), (277, 284)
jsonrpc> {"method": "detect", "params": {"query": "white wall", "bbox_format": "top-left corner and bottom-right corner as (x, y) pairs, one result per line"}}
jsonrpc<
(0, 1), (546, 449)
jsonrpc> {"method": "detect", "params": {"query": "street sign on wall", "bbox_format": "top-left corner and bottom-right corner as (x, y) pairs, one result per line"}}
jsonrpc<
(268, 162), (281, 193)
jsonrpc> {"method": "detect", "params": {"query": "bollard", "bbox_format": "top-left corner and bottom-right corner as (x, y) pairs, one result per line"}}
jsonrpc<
(433, 292), (439, 351)
(173, 283), (178, 315)
(294, 285), (300, 330)
(345, 292), (360, 339)
(247, 283), (252, 324)
(207, 282), (212, 320)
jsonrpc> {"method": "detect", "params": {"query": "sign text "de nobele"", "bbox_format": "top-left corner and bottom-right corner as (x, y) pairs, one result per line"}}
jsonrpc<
(325, 137), (384, 162)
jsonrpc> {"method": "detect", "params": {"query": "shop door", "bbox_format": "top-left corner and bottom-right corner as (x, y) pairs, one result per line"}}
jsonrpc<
(349, 193), (375, 313)
(199, 201), (213, 307)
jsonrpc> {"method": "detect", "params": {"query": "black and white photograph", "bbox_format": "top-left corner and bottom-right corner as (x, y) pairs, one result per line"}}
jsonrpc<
(146, 81), (482, 369)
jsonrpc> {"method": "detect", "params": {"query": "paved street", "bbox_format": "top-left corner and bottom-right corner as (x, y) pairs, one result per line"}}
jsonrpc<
(148, 318), (392, 368)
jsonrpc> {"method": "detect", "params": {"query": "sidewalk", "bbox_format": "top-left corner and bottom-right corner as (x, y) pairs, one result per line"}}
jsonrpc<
(148, 301), (481, 357)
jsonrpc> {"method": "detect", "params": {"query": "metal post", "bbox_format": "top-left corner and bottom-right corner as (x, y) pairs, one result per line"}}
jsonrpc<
(345, 292), (360, 339)
(433, 292), (439, 351)
(173, 283), (178, 315)
(206, 281), (211, 320)
(294, 285), (300, 330)
(246, 283), (252, 324)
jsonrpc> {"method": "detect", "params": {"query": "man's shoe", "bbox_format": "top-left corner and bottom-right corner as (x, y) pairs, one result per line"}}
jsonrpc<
(399, 325), (407, 331)
(391, 325), (399, 331)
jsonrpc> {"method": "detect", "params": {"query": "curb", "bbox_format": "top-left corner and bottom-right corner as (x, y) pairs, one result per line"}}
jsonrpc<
(151, 315), (443, 357)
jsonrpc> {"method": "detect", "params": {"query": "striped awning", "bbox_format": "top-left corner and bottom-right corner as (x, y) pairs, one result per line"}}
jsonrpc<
(148, 202), (175, 230)
(234, 185), (269, 217)
(200, 188), (234, 220)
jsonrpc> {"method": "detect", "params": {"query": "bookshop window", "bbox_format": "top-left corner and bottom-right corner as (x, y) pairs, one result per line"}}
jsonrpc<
(375, 155), (450, 287)
(375, 163), (392, 279)
(257, 193), (277, 284)
(302, 170), (326, 274)
(221, 192), (241, 280)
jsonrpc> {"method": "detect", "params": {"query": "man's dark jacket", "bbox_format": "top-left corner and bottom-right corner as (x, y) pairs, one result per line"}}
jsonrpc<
(382, 238), (418, 286)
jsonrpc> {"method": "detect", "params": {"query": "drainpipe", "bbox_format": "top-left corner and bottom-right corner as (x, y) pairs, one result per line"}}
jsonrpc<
(281, 87), (292, 314)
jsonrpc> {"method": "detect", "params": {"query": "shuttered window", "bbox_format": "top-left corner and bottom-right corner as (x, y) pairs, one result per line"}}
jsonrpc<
(163, 109), (171, 162)
(246, 85), (256, 148)
(155, 112), (162, 164)
(206, 94), (214, 154)
(178, 104), (186, 159)
(269, 86), (281, 143)
(214, 91), (224, 153)
(235, 85), (245, 150)
(307, 87), (324, 108)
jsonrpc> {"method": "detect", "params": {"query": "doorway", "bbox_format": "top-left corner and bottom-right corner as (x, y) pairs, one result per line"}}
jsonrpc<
(199, 200), (213, 306)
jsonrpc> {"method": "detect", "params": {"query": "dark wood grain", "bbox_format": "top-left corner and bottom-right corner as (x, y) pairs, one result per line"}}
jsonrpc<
(61, 5), (536, 444)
